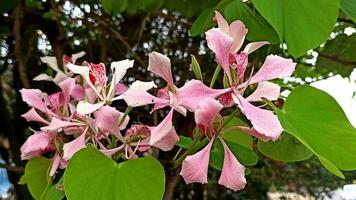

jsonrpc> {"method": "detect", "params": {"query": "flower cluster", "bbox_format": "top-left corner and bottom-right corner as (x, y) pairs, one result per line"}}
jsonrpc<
(20, 11), (296, 191)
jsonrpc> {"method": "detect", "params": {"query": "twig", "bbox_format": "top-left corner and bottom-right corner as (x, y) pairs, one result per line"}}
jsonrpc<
(0, 163), (24, 174)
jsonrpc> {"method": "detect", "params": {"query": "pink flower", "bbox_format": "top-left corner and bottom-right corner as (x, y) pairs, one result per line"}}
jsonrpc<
(206, 11), (269, 81)
(180, 98), (246, 191)
(120, 52), (229, 114)
(206, 11), (297, 141)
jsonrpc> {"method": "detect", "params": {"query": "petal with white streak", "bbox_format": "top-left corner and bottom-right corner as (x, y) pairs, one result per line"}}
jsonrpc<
(76, 101), (105, 115)
(243, 41), (269, 55)
(234, 94), (283, 141)
(245, 81), (280, 102)
(249, 55), (296, 84)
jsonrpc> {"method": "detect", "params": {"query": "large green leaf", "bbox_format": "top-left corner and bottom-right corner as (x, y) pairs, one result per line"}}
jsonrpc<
(64, 147), (165, 200)
(44, 177), (65, 200)
(222, 0), (279, 43)
(19, 157), (51, 200)
(252, 0), (339, 57)
(221, 117), (253, 149)
(341, 0), (356, 18)
(257, 132), (313, 162)
(210, 140), (258, 171)
(190, 9), (215, 36)
(277, 85), (356, 178)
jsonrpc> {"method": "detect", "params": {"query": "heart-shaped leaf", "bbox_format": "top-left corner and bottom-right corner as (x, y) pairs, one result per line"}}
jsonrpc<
(252, 0), (339, 57)
(64, 147), (165, 200)
(277, 85), (356, 178)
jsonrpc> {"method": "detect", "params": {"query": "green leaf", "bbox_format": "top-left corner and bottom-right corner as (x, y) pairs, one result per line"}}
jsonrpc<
(189, 9), (215, 36)
(21, 157), (52, 200)
(252, 0), (339, 57)
(210, 140), (258, 171)
(257, 132), (313, 162)
(64, 147), (165, 200)
(341, 0), (356, 18)
(102, 0), (128, 14)
(44, 177), (65, 200)
(176, 135), (193, 149)
(277, 85), (356, 178)
(222, 0), (279, 44)
(144, 0), (164, 11)
(221, 117), (253, 149)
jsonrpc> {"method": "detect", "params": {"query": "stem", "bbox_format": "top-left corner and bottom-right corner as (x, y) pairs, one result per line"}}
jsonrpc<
(172, 148), (183, 161)
(210, 65), (221, 88)
(120, 106), (132, 125)
(263, 99), (279, 113)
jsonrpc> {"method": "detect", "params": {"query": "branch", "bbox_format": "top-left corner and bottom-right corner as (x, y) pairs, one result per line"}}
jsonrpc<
(98, 19), (146, 67)
(0, 163), (24, 174)
(12, 5), (30, 88)
(318, 52), (356, 65)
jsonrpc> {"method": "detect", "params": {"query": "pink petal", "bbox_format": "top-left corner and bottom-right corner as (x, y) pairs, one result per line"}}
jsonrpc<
(229, 20), (248, 53)
(218, 138), (246, 191)
(94, 105), (128, 135)
(62, 128), (87, 160)
(206, 28), (234, 76)
(245, 81), (280, 102)
(175, 80), (230, 112)
(180, 138), (215, 184)
(148, 110), (179, 151)
(195, 99), (223, 133)
(118, 81), (168, 107)
(115, 83), (128, 95)
(249, 55), (296, 84)
(234, 94), (283, 141)
(71, 84), (85, 101)
(214, 11), (229, 34)
(243, 41), (269, 55)
(41, 117), (82, 132)
(21, 108), (49, 124)
(20, 89), (47, 113)
(50, 154), (62, 176)
(148, 52), (174, 85)
(20, 132), (55, 160)
(58, 78), (76, 105)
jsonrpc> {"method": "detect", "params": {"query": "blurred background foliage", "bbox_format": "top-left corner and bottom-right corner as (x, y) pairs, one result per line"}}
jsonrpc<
(0, 0), (355, 199)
